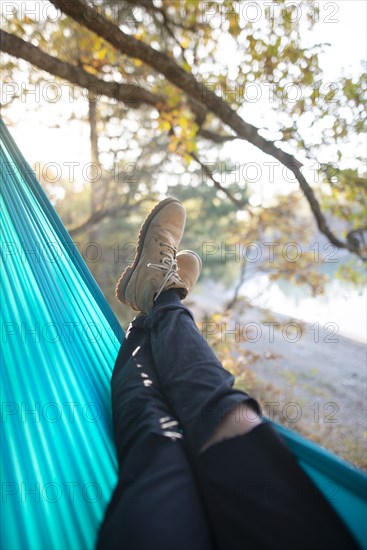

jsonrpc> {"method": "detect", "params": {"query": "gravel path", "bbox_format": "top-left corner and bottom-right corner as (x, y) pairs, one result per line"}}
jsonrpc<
(188, 284), (367, 469)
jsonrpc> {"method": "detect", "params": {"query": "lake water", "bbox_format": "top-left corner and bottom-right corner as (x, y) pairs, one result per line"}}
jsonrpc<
(193, 262), (366, 344)
(241, 273), (366, 344)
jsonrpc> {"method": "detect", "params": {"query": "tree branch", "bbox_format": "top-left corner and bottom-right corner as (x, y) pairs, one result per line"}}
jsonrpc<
(226, 260), (247, 310)
(197, 129), (237, 143)
(49, 0), (362, 257)
(128, 0), (188, 57)
(124, 0), (199, 33)
(48, 0), (295, 161)
(0, 30), (163, 108)
(68, 196), (150, 236)
(191, 152), (247, 209)
(1, 31), (238, 146)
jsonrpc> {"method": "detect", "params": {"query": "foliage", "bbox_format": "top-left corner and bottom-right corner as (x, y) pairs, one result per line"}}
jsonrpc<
(2, 0), (366, 292)
(2, 0), (366, 469)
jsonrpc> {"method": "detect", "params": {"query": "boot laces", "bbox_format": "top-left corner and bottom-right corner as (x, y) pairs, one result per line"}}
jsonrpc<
(147, 242), (181, 301)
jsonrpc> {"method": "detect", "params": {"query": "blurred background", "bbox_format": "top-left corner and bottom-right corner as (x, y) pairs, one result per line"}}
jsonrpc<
(1, 0), (366, 467)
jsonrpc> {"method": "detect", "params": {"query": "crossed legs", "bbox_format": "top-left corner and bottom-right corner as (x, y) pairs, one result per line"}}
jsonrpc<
(96, 316), (212, 550)
(96, 291), (359, 550)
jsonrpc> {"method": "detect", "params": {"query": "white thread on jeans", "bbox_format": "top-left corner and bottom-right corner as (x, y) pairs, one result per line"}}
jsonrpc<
(161, 420), (179, 429)
(132, 346), (141, 357)
(162, 431), (183, 440)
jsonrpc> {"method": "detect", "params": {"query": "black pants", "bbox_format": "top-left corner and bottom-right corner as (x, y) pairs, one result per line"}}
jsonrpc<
(96, 291), (359, 550)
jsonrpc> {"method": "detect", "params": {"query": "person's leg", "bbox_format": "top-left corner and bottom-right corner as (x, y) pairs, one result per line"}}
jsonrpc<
(197, 425), (360, 550)
(113, 197), (358, 548)
(145, 290), (262, 453)
(145, 290), (360, 550)
(96, 316), (212, 550)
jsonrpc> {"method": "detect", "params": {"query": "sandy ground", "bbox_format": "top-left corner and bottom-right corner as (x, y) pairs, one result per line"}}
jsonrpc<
(186, 282), (367, 469)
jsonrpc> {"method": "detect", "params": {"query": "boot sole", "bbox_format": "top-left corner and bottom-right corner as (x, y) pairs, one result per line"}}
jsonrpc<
(116, 197), (182, 305)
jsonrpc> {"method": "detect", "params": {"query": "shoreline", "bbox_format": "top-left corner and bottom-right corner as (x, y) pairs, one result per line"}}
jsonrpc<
(185, 287), (367, 469)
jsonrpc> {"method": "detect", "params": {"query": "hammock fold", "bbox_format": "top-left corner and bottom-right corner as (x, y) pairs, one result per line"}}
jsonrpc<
(1, 118), (121, 550)
(1, 118), (366, 550)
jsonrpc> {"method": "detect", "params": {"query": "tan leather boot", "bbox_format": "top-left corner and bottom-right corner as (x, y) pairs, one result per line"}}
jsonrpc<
(125, 250), (201, 323)
(120, 251), (201, 317)
(176, 250), (202, 299)
(116, 197), (187, 313)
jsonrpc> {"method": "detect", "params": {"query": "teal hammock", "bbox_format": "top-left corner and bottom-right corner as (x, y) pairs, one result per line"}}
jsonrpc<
(1, 118), (366, 550)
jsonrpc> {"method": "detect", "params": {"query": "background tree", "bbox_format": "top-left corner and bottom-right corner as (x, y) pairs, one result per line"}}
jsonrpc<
(1, 0), (366, 468)
(2, 0), (366, 254)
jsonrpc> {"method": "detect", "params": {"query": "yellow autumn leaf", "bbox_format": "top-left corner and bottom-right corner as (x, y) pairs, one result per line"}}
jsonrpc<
(182, 61), (192, 73)
(97, 48), (107, 60)
(178, 116), (188, 129)
(159, 120), (171, 132)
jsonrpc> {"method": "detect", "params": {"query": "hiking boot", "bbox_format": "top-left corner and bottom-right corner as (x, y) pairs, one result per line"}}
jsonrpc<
(116, 197), (186, 313)
(176, 250), (202, 299)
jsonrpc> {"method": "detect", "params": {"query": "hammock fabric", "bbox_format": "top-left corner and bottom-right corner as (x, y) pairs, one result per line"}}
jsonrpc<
(1, 118), (366, 550)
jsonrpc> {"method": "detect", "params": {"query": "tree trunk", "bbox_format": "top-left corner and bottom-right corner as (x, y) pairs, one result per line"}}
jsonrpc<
(88, 92), (99, 216)
(87, 92), (102, 273)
